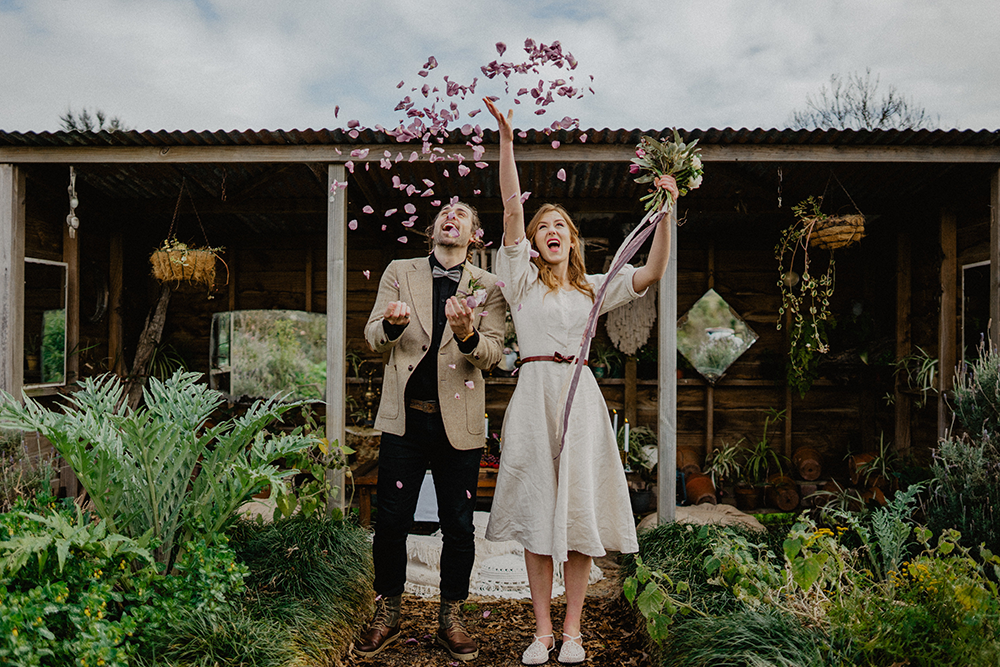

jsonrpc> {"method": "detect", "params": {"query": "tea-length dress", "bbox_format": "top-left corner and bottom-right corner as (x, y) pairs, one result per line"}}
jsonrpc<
(485, 237), (644, 562)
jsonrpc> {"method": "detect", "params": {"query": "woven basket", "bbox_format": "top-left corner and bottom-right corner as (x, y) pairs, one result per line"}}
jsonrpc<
(150, 248), (217, 287)
(809, 214), (865, 250)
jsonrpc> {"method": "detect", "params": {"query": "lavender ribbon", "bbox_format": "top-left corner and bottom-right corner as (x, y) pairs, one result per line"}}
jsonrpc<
(556, 202), (670, 458)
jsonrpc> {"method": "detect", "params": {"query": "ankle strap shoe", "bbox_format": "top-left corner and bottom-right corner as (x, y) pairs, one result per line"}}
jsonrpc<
(557, 633), (585, 664)
(522, 634), (555, 664)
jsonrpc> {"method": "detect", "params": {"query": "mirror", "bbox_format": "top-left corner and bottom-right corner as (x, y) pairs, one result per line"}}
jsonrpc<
(677, 288), (758, 384)
(210, 310), (327, 401)
(24, 258), (68, 387)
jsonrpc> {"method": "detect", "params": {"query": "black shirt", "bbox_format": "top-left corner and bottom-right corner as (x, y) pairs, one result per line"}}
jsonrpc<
(382, 255), (480, 401)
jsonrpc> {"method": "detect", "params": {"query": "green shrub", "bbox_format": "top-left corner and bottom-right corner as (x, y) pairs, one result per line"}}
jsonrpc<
(0, 371), (326, 567)
(926, 436), (1000, 558)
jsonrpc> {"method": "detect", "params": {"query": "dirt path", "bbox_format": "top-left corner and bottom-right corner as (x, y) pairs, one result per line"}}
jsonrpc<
(343, 557), (655, 667)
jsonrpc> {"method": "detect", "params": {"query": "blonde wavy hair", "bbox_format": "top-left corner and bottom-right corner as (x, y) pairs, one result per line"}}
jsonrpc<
(526, 203), (595, 302)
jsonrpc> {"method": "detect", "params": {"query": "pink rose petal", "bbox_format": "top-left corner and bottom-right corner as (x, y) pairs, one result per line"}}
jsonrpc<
(520, 192), (532, 204)
(362, 270), (370, 279)
(496, 280), (505, 287)
(349, 219), (358, 230)
(483, 610), (491, 618)
(431, 200), (441, 207)
(396, 480), (403, 489)
(557, 168), (567, 181)
(552, 141), (560, 149)
(448, 364), (457, 369)
(385, 208), (397, 217)
(465, 380), (475, 389)
(466, 490), (472, 499)
(475, 162), (488, 169)
(404, 203), (417, 214)
(398, 236), (408, 244)
(529, 248), (539, 258)
(381, 224), (387, 231)
(579, 134), (587, 143)
(363, 205), (374, 214)
(458, 164), (471, 177)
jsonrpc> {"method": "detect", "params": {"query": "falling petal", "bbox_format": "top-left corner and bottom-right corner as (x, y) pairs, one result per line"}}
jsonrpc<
(496, 42), (507, 56)
(455, 393), (461, 399)
(579, 134), (587, 143)
(347, 119), (360, 128)
(396, 480), (403, 489)
(557, 168), (567, 181)
(450, 196), (460, 205)
(423, 179), (435, 188)
(480, 311), (489, 316)
(518, 131), (528, 139)
(409, 152), (419, 162)
(394, 280), (400, 288)
(517, 303), (523, 311)
(458, 164), (471, 177)
(519, 191), (532, 203)
(335, 105), (340, 118)
(422, 189), (435, 198)
(475, 162), (488, 169)
(345, 160), (355, 174)
(448, 363), (457, 369)
(363, 205), (374, 214)
(529, 248), (539, 258)
(466, 490), (472, 499)
(362, 270), (370, 279)
(465, 380), (475, 389)
(443, 169), (450, 178)
(398, 236), (408, 243)
(431, 200), (441, 206)
(349, 219), (358, 230)
(385, 208), (397, 217)
(404, 203), (416, 214)
(397, 80), (405, 88)
(552, 141), (560, 149)
(496, 280), (505, 288)
(381, 224), (387, 231)
(349, 129), (360, 139)
(474, 189), (481, 195)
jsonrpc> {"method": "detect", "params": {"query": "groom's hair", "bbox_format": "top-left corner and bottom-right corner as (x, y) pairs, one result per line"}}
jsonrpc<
(424, 201), (484, 253)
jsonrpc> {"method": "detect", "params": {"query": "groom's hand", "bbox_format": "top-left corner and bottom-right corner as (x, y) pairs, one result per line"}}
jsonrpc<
(383, 300), (411, 326)
(445, 296), (475, 339)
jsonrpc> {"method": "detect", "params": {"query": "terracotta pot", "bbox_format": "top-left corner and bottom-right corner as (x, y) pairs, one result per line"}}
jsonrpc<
(676, 445), (703, 476)
(861, 486), (887, 506)
(734, 484), (759, 511)
(848, 453), (876, 486)
(684, 472), (717, 505)
(766, 474), (800, 511)
(792, 446), (823, 481)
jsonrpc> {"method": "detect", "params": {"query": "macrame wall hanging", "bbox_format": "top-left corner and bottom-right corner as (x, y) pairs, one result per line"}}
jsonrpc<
(606, 283), (657, 355)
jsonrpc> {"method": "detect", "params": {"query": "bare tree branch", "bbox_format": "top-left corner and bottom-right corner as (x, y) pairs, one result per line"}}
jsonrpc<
(790, 68), (938, 130)
(60, 107), (130, 132)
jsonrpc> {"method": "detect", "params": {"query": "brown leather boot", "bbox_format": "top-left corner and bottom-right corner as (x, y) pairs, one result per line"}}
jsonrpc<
(435, 598), (479, 661)
(354, 594), (402, 658)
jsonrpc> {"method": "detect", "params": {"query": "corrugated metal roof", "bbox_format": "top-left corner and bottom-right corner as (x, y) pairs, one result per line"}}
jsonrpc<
(2, 126), (999, 149)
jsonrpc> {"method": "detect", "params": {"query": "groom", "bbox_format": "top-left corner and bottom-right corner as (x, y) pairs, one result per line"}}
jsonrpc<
(358, 201), (505, 661)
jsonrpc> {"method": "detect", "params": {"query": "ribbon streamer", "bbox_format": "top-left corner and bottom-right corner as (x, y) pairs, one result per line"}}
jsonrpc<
(556, 200), (672, 458)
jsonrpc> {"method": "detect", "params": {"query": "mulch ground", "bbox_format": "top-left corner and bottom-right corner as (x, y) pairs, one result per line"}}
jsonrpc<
(343, 555), (656, 667)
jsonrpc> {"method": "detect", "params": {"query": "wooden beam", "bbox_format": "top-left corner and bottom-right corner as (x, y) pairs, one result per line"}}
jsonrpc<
(326, 164), (347, 515)
(657, 207), (678, 524)
(895, 232), (912, 455)
(0, 165), (26, 398)
(305, 245), (314, 312)
(4, 143), (1000, 165)
(939, 210), (958, 440)
(991, 168), (1000, 351)
(63, 224), (79, 384)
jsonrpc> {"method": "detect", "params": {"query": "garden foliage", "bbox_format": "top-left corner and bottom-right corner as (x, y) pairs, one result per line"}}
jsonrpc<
(0, 371), (322, 566)
(624, 494), (1000, 666)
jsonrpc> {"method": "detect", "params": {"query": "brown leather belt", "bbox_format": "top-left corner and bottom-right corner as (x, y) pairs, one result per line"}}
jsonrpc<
(520, 353), (587, 365)
(408, 398), (440, 414)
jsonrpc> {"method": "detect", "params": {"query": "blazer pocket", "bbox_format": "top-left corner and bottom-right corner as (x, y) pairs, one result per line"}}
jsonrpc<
(380, 364), (399, 420)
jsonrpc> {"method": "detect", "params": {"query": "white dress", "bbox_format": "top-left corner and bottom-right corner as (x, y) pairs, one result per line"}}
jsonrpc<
(485, 238), (644, 562)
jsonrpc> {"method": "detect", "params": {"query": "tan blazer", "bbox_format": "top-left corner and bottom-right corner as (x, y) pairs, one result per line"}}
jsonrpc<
(364, 257), (506, 450)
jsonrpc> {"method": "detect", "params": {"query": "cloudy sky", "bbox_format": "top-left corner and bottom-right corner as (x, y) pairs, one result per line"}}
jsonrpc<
(1, 0), (998, 134)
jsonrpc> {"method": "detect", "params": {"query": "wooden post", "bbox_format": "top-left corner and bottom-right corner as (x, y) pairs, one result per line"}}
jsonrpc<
(991, 168), (1000, 352)
(0, 165), (25, 399)
(895, 231), (912, 455)
(305, 245), (314, 312)
(326, 165), (347, 515)
(939, 210), (957, 439)
(657, 207), (678, 524)
(108, 233), (124, 376)
(63, 225), (80, 385)
(705, 241), (714, 457)
(624, 357), (637, 426)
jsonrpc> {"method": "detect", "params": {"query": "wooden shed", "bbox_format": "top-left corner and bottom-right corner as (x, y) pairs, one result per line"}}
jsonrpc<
(2, 125), (999, 520)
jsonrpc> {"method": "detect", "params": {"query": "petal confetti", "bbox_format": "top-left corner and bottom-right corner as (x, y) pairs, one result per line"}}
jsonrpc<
(396, 480), (403, 489)
(557, 168), (567, 181)
(349, 219), (358, 230)
(362, 270), (370, 279)
(465, 380), (475, 389)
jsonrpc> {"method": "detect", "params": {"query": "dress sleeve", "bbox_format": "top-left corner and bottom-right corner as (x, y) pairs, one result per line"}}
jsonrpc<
(496, 236), (538, 305)
(592, 264), (649, 316)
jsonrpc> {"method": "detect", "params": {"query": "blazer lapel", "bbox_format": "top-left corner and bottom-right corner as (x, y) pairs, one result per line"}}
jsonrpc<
(405, 259), (434, 339)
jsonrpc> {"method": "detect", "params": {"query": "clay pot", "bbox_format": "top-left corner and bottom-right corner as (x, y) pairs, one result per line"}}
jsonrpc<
(684, 473), (717, 505)
(734, 484), (759, 511)
(848, 452), (876, 486)
(792, 446), (823, 481)
(676, 445), (703, 476)
(861, 486), (887, 506)
(766, 474), (800, 512)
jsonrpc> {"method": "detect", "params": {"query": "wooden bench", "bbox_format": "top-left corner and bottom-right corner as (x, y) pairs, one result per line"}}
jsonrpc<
(350, 461), (498, 528)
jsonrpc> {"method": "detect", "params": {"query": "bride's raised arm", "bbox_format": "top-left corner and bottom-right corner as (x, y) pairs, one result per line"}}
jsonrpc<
(484, 98), (525, 246)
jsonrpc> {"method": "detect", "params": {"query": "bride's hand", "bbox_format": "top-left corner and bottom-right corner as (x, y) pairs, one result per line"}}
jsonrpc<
(483, 97), (514, 142)
(654, 174), (679, 202)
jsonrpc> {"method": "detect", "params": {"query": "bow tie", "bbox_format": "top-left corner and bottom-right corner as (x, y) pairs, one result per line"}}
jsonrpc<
(432, 265), (463, 282)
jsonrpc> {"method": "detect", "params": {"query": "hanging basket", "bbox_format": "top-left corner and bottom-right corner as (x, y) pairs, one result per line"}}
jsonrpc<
(150, 247), (218, 288)
(808, 213), (865, 250)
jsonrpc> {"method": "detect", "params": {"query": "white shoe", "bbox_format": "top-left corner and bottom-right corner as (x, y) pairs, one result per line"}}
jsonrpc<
(522, 634), (555, 665)
(557, 633), (585, 664)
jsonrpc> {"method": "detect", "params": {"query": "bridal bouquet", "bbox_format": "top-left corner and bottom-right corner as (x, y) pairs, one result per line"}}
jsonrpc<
(629, 129), (704, 213)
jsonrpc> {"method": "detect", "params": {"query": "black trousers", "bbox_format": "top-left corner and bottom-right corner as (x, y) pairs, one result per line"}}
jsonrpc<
(373, 407), (481, 600)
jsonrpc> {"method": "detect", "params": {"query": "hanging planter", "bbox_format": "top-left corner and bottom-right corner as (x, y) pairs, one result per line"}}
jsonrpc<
(150, 239), (221, 288)
(150, 178), (225, 290)
(808, 213), (865, 250)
